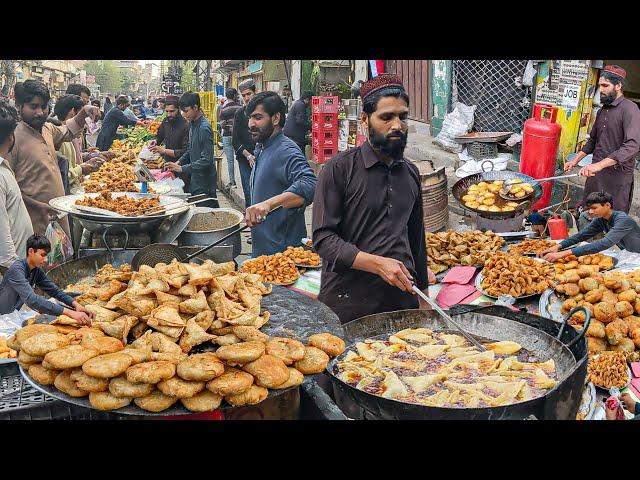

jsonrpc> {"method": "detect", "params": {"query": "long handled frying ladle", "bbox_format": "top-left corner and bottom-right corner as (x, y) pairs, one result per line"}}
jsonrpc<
(411, 285), (486, 352)
(500, 174), (578, 201)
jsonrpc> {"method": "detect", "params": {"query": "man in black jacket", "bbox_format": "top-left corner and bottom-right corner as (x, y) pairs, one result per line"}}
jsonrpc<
(231, 80), (257, 209)
(283, 91), (312, 152)
(219, 88), (243, 190)
(96, 95), (138, 151)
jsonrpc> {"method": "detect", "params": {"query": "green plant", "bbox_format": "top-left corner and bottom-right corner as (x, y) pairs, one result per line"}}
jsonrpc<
(309, 62), (321, 94)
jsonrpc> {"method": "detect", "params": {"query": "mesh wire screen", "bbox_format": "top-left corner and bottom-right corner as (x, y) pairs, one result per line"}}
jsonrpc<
(452, 60), (532, 133)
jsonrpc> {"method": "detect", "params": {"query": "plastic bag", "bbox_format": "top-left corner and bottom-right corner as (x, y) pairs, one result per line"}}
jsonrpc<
(0, 311), (23, 338)
(44, 221), (73, 271)
(434, 102), (477, 153)
(139, 140), (161, 161)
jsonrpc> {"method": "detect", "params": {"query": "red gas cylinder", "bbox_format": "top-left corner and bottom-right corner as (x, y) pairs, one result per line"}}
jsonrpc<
(520, 103), (562, 210)
(548, 215), (568, 240)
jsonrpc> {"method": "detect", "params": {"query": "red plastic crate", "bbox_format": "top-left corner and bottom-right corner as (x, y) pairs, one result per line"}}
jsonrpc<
(312, 145), (338, 164)
(312, 112), (339, 132)
(312, 96), (339, 114)
(312, 130), (338, 148)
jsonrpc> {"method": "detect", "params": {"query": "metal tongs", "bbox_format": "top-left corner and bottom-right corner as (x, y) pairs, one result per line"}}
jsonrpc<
(411, 285), (486, 352)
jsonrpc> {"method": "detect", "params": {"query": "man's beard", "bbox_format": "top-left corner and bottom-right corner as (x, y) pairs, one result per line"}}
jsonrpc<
(368, 125), (408, 160)
(250, 123), (274, 143)
(601, 91), (616, 105)
(24, 116), (46, 131)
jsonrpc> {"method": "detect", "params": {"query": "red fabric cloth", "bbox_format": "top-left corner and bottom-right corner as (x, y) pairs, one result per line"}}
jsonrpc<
(436, 284), (477, 309)
(603, 65), (627, 78)
(630, 362), (640, 378)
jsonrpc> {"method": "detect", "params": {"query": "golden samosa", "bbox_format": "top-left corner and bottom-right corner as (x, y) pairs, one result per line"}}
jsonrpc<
(179, 318), (217, 353)
(179, 291), (209, 315)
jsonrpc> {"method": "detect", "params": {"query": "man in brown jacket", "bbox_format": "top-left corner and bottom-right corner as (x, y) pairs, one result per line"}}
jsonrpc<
(7, 80), (99, 236)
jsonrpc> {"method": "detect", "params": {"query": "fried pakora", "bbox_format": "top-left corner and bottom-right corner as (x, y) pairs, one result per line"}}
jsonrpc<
(176, 353), (225, 381)
(70, 369), (109, 392)
(265, 337), (305, 366)
(108, 375), (155, 398)
(43, 345), (100, 369)
(272, 367), (305, 389)
(54, 370), (89, 397)
(81, 335), (125, 354)
(180, 390), (223, 412)
(216, 341), (266, 366)
(89, 391), (132, 411)
(126, 360), (176, 384)
(206, 367), (254, 396)
(243, 354), (290, 388)
(82, 352), (134, 379)
(232, 326), (269, 343)
(294, 346), (330, 374)
(20, 332), (70, 357)
(28, 364), (59, 385)
(134, 389), (179, 412)
(308, 333), (346, 358)
(225, 385), (268, 406)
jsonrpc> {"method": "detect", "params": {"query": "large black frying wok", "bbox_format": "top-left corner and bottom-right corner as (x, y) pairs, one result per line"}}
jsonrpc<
(451, 171), (543, 219)
(326, 305), (589, 420)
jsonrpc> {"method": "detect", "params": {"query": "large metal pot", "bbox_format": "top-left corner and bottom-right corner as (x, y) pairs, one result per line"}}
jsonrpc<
(326, 305), (588, 420)
(178, 207), (244, 258)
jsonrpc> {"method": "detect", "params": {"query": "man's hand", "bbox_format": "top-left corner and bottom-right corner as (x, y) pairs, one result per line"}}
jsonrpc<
(65, 308), (91, 326)
(150, 145), (166, 155)
(428, 268), (437, 286)
(245, 201), (272, 227)
(72, 301), (95, 320)
(538, 244), (561, 258)
(374, 256), (414, 293)
(620, 393), (637, 414)
(165, 162), (182, 173)
(80, 156), (104, 175)
(82, 104), (101, 122)
(579, 163), (600, 177)
(542, 250), (572, 263)
(246, 153), (256, 168)
(100, 151), (116, 160)
(564, 159), (579, 172)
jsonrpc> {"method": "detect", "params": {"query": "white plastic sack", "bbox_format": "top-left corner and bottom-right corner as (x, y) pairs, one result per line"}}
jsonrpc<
(455, 152), (510, 178)
(0, 311), (23, 338)
(434, 102), (476, 154)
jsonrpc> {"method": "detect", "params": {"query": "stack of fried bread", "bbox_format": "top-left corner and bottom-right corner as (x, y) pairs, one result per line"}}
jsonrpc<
(10, 260), (345, 413)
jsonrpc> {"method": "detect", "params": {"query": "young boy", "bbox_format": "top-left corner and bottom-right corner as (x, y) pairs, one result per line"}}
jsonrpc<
(0, 234), (93, 324)
(541, 191), (640, 262)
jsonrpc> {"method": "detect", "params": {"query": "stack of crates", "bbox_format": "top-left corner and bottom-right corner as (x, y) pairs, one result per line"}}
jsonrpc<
(311, 96), (339, 164)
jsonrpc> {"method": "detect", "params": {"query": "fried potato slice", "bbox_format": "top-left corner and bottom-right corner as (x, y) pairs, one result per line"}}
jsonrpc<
(232, 326), (269, 343)
(28, 363), (59, 385)
(294, 346), (330, 374)
(54, 370), (89, 397)
(109, 375), (155, 398)
(216, 341), (266, 366)
(81, 335), (124, 354)
(89, 391), (132, 411)
(272, 367), (305, 389)
(70, 369), (109, 392)
(243, 354), (290, 388)
(82, 352), (134, 379)
(176, 353), (225, 381)
(126, 360), (176, 384)
(20, 332), (70, 357)
(225, 385), (268, 406)
(308, 333), (346, 358)
(157, 376), (205, 398)
(43, 345), (100, 369)
(181, 390), (223, 412)
(206, 366), (254, 396)
(265, 337), (306, 365)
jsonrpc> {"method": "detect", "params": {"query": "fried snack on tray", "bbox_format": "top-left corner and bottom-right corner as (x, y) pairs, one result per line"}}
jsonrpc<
(82, 162), (156, 193)
(426, 230), (505, 274)
(587, 351), (628, 388)
(0, 336), (17, 359)
(282, 246), (321, 266)
(240, 253), (299, 284)
(507, 239), (558, 255)
(75, 191), (162, 216)
(480, 252), (555, 297)
(553, 253), (615, 273)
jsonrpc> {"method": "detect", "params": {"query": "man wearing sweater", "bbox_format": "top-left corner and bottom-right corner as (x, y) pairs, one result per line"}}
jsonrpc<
(541, 191), (640, 261)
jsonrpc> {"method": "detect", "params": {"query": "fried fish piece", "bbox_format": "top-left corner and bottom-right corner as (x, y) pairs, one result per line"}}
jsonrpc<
(109, 375), (155, 398)
(44, 345), (100, 369)
(89, 391), (132, 410)
(216, 341), (266, 366)
(54, 370), (89, 397)
(15, 323), (58, 345)
(307, 333), (346, 358)
(126, 360), (176, 384)
(232, 326), (269, 343)
(28, 363), (59, 385)
(70, 369), (109, 392)
(176, 353), (225, 381)
(265, 337), (305, 366)
(273, 367), (305, 389)
(243, 354), (290, 388)
(20, 332), (70, 357)
(81, 335), (124, 354)
(134, 389), (179, 412)
(294, 346), (330, 374)
(157, 376), (205, 398)
(178, 318), (217, 353)
(82, 352), (134, 379)
(181, 390), (223, 412)
(225, 385), (268, 406)
(206, 366), (254, 396)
